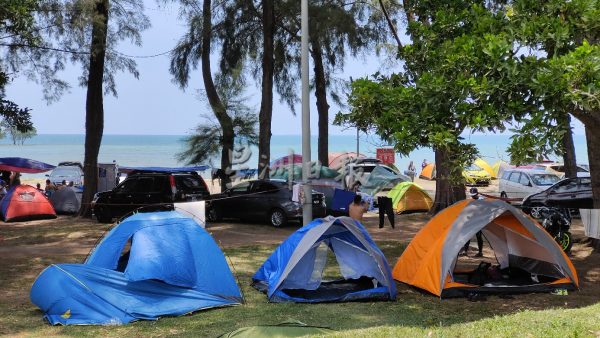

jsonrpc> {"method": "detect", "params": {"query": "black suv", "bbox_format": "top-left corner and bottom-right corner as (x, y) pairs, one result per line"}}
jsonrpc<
(92, 170), (210, 222)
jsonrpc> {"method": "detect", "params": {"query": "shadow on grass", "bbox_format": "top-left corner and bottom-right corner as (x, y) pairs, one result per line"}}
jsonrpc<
(2, 237), (600, 337)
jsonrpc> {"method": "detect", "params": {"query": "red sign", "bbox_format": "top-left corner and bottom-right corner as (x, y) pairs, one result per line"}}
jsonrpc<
(376, 148), (395, 165)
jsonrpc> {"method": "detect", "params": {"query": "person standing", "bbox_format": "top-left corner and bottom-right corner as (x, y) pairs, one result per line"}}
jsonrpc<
(463, 187), (485, 257)
(44, 179), (58, 197)
(349, 195), (368, 222)
(407, 161), (416, 182)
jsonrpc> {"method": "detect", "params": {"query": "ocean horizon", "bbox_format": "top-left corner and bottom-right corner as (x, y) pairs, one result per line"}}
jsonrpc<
(0, 133), (589, 177)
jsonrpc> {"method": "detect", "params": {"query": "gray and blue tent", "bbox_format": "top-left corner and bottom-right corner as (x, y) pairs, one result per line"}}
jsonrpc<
(30, 211), (242, 325)
(252, 216), (395, 303)
(49, 187), (82, 214)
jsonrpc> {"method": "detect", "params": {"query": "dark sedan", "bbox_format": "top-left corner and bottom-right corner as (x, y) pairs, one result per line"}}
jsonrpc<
(206, 179), (327, 227)
(522, 176), (593, 214)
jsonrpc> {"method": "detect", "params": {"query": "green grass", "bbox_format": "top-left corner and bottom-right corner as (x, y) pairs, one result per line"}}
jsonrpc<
(1, 229), (600, 337)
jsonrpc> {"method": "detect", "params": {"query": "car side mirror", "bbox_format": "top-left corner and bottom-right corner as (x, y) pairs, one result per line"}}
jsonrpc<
(227, 190), (232, 196)
(527, 182), (532, 187)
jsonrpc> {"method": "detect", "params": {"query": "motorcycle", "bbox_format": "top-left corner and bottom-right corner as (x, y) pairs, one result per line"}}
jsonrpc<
(540, 208), (573, 253)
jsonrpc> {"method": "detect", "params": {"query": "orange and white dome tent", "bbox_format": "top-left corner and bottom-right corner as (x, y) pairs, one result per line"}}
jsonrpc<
(0, 185), (56, 222)
(393, 199), (578, 298)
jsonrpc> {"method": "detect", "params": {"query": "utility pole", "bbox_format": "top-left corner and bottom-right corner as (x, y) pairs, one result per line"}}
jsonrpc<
(301, 0), (312, 225)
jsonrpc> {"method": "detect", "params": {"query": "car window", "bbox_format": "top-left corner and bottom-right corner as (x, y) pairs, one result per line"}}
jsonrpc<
(519, 174), (530, 186)
(579, 177), (592, 188)
(136, 177), (155, 193)
(353, 166), (375, 173)
(554, 179), (578, 193)
(550, 165), (564, 172)
(531, 174), (560, 186)
(508, 172), (521, 183)
(253, 182), (279, 193)
(51, 168), (80, 176)
(465, 164), (482, 171)
(577, 166), (589, 172)
(153, 176), (168, 192)
(175, 175), (208, 194)
(229, 181), (251, 193)
(501, 171), (512, 180)
(117, 178), (138, 193)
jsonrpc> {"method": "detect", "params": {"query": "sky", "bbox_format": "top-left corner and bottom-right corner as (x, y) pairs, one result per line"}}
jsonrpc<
(5, 1), (585, 136)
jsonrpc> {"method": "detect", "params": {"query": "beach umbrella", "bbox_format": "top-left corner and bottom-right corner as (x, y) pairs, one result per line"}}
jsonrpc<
(0, 157), (55, 173)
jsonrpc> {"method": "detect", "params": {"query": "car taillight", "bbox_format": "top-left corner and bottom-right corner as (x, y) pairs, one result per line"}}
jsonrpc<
(202, 179), (209, 194)
(169, 176), (177, 195)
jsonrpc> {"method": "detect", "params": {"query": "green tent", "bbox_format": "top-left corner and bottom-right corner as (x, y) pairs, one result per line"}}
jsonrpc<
(220, 320), (334, 338)
(387, 182), (433, 213)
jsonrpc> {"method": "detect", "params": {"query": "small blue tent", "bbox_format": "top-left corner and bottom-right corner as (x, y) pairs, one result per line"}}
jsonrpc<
(30, 211), (242, 325)
(252, 216), (396, 303)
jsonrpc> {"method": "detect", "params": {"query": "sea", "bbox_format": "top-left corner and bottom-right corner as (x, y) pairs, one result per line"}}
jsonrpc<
(0, 133), (589, 178)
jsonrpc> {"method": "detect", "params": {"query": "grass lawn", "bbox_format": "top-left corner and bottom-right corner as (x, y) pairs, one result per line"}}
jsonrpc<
(1, 217), (599, 337)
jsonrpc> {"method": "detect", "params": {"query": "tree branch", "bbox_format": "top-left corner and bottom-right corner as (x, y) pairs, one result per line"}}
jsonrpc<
(377, 0), (402, 48)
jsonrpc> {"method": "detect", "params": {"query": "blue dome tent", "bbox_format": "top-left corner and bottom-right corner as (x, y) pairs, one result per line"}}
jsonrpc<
(30, 211), (242, 325)
(252, 216), (396, 303)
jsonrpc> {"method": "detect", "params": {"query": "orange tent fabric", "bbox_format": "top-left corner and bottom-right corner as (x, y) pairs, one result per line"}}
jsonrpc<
(419, 163), (436, 180)
(0, 185), (56, 222)
(392, 199), (578, 297)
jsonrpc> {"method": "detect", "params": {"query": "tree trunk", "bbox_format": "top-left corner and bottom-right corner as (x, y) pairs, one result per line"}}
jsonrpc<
(258, 0), (275, 178)
(311, 40), (329, 166)
(430, 148), (465, 214)
(585, 123), (600, 208)
(201, 0), (233, 192)
(79, 0), (109, 217)
(560, 114), (577, 178)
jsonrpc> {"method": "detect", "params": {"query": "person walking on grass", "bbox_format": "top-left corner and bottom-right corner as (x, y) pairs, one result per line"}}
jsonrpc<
(462, 187), (485, 257)
(349, 194), (368, 223)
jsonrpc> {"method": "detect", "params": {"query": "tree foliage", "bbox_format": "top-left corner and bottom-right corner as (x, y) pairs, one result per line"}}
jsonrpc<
(336, 1), (527, 211)
(178, 73), (258, 166)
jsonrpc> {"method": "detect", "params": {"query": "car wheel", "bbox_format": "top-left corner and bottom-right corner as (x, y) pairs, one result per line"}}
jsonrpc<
(555, 231), (573, 253)
(95, 207), (112, 223)
(269, 209), (287, 228)
(207, 207), (222, 222)
(528, 204), (545, 218)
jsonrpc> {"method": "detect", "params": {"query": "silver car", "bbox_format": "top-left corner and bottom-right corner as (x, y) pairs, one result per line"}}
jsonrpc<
(47, 165), (84, 187)
(498, 169), (560, 202)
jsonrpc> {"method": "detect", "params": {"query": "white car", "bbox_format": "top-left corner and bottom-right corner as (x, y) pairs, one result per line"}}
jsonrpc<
(532, 163), (589, 178)
(499, 169), (561, 202)
(345, 158), (402, 187)
(47, 165), (84, 187)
